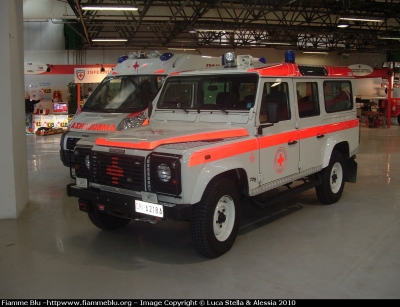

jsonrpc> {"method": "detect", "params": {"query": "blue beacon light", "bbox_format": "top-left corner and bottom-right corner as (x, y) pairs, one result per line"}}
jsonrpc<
(285, 50), (295, 63)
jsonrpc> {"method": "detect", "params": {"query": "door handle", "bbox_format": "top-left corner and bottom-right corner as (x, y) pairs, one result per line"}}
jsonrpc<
(288, 140), (298, 145)
(317, 134), (325, 139)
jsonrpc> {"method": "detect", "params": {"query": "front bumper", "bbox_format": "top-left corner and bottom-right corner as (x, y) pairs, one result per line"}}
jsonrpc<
(66, 183), (192, 221)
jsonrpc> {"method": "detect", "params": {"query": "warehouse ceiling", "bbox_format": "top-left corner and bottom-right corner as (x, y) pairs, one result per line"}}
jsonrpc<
(23, 0), (400, 53)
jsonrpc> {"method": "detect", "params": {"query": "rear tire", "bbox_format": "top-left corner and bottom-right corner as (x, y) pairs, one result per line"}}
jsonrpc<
(316, 150), (345, 205)
(190, 178), (240, 258)
(88, 208), (130, 230)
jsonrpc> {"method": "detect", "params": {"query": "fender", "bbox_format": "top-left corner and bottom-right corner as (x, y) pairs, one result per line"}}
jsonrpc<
(321, 131), (349, 168)
(189, 158), (248, 205)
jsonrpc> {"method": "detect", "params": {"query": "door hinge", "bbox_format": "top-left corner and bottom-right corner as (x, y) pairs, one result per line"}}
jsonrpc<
(258, 173), (263, 183)
(298, 161), (302, 169)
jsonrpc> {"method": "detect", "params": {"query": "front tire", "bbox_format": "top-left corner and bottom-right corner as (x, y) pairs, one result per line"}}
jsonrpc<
(316, 150), (346, 205)
(88, 208), (130, 230)
(397, 115), (400, 126)
(190, 178), (240, 258)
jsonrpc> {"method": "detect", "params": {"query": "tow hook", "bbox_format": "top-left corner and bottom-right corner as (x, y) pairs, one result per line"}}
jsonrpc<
(135, 217), (160, 224)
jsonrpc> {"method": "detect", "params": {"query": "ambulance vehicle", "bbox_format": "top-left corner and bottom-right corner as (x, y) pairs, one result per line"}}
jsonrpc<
(67, 52), (359, 258)
(59, 51), (221, 171)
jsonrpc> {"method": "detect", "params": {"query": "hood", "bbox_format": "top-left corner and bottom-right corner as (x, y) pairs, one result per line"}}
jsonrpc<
(95, 122), (249, 150)
(69, 111), (143, 132)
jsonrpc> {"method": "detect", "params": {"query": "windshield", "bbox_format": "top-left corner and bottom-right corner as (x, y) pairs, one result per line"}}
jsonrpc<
(82, 75), (163, 112)
(157, 74), (258, 112)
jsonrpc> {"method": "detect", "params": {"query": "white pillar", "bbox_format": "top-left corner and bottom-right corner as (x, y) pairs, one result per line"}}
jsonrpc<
(0, 0), (29, 219)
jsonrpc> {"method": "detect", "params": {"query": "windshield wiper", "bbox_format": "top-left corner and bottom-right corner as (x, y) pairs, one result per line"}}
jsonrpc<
(177, 103), (189, 113)
(214, 104), (229, 114)
(196, 103), (228, 114)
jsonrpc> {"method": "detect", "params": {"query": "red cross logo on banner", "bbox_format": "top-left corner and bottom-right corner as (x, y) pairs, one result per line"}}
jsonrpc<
(274, 147), (288, 174)
(76, 70), (85, 81)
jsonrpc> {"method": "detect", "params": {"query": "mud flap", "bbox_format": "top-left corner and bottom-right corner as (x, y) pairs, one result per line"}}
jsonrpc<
(345, 156), (357, 183)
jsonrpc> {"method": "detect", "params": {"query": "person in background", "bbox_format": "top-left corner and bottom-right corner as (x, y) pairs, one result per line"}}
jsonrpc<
(25, 94), (40, 134)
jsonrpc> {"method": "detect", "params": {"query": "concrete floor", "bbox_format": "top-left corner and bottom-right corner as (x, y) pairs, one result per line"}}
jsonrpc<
(0, 123), (399, 299)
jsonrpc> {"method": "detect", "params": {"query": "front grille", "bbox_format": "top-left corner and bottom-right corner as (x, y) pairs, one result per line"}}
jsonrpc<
(91, 151), (145, 191)
(67, 137), (81, 151)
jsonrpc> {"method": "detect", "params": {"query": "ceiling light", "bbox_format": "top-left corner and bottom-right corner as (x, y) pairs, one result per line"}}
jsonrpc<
(303, 51), (329, 54)
(82, 4), (138, 11)
(24, 19), (49, 22)
(378, 36), (400, 40)
(259, 41), (294, 46)
(195, 29), (235, 33)
(167, 48), (197, 51)
(337, 20), (349, 28)
(92, 38), (128, 42)
(339, 17), (384, 22)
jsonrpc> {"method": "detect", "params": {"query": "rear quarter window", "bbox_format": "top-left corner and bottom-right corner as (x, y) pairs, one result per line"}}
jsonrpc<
(323, 80), (353, 113)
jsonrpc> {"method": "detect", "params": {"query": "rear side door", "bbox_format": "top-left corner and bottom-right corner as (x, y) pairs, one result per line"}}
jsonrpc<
(294, 79), (324, 172)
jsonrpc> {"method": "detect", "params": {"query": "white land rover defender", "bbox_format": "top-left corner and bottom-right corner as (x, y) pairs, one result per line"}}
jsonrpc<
(67, 52), (359, 258)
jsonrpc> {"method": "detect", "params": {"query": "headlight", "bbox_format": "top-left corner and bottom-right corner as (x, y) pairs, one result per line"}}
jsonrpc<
(116, 112), (148, 130)
(149, 153), (182, 196)
(84, 155), (90, 170)
(157, 163), (171, 182)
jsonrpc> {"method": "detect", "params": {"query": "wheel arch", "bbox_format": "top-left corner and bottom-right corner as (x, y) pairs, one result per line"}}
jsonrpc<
(189, 162), (249, 205)
(322, 136), (350, 168)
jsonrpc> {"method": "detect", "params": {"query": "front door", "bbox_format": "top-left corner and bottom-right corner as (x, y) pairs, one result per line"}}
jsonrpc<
(257, 79), (300, 189)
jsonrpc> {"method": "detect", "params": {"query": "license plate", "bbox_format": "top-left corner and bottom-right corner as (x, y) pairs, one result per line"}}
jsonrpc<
(76, 177), (88, 188)
(135, 200), (164, 218)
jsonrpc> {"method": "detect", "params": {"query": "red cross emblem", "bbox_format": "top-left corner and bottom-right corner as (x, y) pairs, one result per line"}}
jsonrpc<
(274, 147), (288, 174)
(277, 153), (285, 167)
(133, 61), (139, 70)
(106, 157), (124, 185)
(76, 70), (85, 81)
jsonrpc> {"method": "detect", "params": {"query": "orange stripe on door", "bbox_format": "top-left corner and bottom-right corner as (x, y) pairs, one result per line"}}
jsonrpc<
(188, 119), (359, 167)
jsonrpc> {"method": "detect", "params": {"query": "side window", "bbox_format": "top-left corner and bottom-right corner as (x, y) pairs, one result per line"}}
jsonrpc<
(296, 82), (320, 118)
(324, 81), (353, 113)
(259, 82), (291, 123)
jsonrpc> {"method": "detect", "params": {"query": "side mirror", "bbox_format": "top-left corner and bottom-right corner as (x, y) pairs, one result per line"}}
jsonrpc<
(257, 102), (280, 135)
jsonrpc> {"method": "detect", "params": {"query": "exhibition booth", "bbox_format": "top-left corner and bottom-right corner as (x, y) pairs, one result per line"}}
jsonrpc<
(24, 62), (114, 132)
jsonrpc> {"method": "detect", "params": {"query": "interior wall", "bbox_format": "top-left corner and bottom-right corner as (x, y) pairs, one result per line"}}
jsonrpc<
(0, 0), (28, 219)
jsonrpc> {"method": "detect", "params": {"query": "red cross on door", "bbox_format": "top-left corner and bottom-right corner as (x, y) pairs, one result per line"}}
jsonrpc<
(274, 147), (288, 174)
